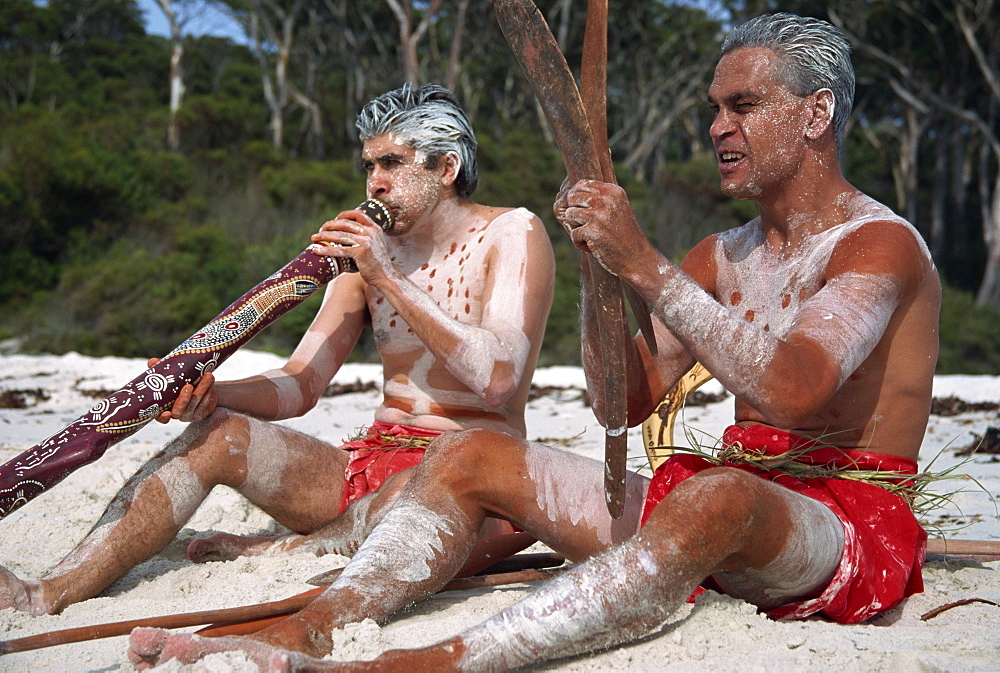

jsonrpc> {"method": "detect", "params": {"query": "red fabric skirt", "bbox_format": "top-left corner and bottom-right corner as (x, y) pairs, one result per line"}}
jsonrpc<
(640, 424), (926, 624)
(338, 421), (444, 514)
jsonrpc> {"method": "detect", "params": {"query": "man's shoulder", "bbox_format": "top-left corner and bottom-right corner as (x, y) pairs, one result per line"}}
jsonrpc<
(482, 206), (539, 225)
(476, 206), (545, 239)
(836, 194), (932, 261)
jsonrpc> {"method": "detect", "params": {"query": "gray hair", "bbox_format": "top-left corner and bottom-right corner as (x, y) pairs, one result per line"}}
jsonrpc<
(356, 83), (479, 197)
(723, 13), (854, 148)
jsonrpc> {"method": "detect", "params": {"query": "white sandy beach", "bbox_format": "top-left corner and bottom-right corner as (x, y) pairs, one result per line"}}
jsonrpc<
(0, 350), (997, 672)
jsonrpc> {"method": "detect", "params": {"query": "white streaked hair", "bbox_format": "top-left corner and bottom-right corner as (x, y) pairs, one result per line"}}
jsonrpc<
(723, 13), (854, 148)
(356, 83), (479, 197)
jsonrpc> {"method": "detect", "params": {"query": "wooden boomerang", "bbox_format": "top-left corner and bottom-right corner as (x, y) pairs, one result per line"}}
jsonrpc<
(580, 0), (658, 359)
(495, 0), (628, 518)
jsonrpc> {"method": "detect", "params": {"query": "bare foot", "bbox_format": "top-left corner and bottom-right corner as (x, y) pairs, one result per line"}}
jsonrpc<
(0, 565), (49, 615)
(129, 611), (332, 669)
(187, 533), (300, 563)
(128, 627), (298, 671)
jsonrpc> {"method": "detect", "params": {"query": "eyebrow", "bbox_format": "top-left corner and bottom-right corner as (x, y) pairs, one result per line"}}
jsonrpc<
(707, 90), (763, 106)
(362, 152), (407, 165)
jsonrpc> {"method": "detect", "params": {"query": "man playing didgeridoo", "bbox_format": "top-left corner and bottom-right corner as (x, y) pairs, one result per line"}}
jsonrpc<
(127, 13), (941, 671)
(0, 83), (555, 616)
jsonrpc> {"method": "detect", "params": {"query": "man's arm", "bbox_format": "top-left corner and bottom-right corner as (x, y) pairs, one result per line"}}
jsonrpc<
(562, 180), (927, 428)
(558, 182), (702, 425)
(578, 253), (699, 426)
(164, 269), (369, 423)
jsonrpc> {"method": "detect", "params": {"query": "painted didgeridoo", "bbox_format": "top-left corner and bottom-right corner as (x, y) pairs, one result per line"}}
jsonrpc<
(0, 199), (393, 520)
(495, 0), (629, 518)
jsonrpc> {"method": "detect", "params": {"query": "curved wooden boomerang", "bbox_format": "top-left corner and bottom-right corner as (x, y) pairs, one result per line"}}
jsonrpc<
(0, 200), (393, 520)
(494, 0), (629, 517)
(580, 0), (658, 360)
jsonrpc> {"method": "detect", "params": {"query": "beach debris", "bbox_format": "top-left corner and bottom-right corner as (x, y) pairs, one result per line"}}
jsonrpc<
(920, 597), (999, 621)
(955, 426), (1000, 457)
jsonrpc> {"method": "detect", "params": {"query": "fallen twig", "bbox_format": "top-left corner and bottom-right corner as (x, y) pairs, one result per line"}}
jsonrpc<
(920, 597), (999, 621)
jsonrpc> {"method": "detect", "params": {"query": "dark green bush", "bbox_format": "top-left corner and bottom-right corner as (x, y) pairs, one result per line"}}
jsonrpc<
(937, 283), (1000, 375)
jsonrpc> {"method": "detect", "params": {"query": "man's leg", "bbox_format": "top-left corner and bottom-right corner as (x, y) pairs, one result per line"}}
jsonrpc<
(0, 409), (348, 615)
(127, 428), (649, 669)
(267, 467), (845, 673)
(187, 468), (413, 562)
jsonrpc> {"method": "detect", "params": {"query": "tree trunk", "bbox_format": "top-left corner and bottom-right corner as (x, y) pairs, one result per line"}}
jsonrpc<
(156, 0), (186, 152)
(446, 0), (470, 92)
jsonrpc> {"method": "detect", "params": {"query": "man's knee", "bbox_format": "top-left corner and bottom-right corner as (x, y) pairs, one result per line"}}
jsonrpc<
(164, 409), (254, 481)
(422, 428), (524, 491)
(645, 467), (760, 534)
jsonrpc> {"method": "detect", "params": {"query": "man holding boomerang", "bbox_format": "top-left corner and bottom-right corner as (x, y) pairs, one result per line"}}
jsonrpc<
(125, 12), (941, 672)
(0, 83), (555, 616)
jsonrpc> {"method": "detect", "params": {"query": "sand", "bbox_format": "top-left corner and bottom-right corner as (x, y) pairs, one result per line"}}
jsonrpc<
(0, 351), (997, 672)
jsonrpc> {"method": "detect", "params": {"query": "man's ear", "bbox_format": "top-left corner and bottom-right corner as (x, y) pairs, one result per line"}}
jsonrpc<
(806, 88), (835, 141)
(440, 152), (461, 187)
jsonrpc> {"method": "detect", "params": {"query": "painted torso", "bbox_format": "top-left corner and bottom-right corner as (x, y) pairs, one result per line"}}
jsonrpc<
(369, 207), (541, 435)
(713, 194), (939, 458)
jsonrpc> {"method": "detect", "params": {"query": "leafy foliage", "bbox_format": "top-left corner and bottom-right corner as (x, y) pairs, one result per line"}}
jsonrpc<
(0, 0), (995, 375)
(937, 284), (1000, 375)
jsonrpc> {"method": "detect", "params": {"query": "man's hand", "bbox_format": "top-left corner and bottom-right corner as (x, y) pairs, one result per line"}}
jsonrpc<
(552, 177), (587, 247)
(554, 179), (646, 276)
(311, 208), (393, 284)
(147, 358), (217, 424)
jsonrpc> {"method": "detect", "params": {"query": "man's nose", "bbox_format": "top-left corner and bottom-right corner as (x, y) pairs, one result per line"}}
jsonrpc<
(368, 171), (389, 197)
(709, 110), (735, 141)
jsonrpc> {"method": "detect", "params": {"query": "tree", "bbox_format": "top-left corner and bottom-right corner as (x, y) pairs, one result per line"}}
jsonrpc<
(385, 0), (444, 84)
(154, 0), (204, 151)
(828, 0), (1000, 308)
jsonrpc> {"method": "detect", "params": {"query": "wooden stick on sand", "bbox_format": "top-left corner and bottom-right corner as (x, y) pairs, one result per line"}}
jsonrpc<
(0, 566), (565, 656)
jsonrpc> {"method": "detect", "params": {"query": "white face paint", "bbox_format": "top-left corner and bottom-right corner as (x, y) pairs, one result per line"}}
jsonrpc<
(362, 135), (443, 234)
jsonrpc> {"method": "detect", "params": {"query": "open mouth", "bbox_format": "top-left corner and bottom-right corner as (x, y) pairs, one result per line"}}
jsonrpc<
(719, 151), (745, 164)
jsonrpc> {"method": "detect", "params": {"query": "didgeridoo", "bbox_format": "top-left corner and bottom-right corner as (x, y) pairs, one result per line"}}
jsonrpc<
(0, 199), (393, 520)
(495, 0), (629, 518)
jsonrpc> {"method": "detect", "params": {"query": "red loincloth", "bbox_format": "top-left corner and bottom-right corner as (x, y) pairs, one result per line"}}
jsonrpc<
(338, 421), (444, 515)
(641, 424), (926, 624)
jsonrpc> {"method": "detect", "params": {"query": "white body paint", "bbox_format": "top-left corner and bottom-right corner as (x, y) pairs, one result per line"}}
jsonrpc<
(262, 369), (303, 420)
(457, 542), (682, 672)
(373, 208), (537, 417)
(656, 194), (932, 402)
(525, 442), (617, 546)
(241, 417), (293, 505)
(337, 498), (461, 598)
(712, 486), (844, 607)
